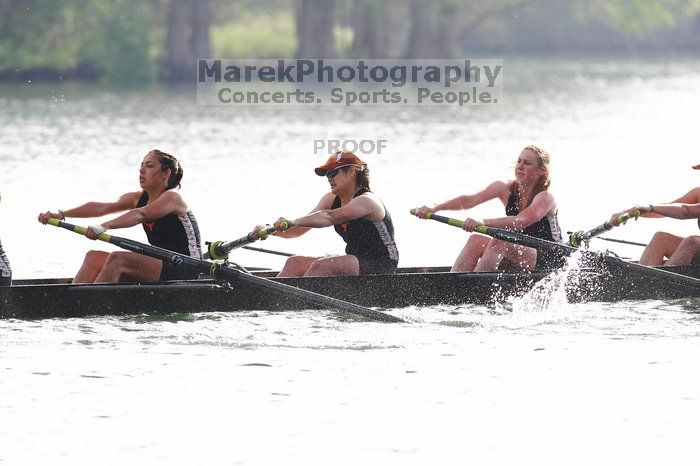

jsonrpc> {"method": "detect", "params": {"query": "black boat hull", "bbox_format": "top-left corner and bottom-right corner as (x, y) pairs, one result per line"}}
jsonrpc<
(1, 265), (699, 320)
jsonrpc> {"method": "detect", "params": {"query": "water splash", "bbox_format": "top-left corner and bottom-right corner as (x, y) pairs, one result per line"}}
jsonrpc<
(506, 250), (586, 326)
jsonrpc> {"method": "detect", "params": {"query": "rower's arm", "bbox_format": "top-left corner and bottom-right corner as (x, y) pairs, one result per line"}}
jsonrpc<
(273, 193), (335, 239)
(38, 192), (140, 224)
(638, 187), (700, 219)
(644, 202), (700, 220)
(292, 195), (376, 228)
(432, 181), (510, 212)
(68, 192), (141, 217)
(101, 191), (186, 230)
(483, 191), (555, 231)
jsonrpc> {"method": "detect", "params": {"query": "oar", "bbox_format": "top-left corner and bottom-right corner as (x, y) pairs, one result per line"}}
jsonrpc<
(566, 232), (648, 248)
(410, 210), (700, 291)
(204, 223), (288, 260)
(241, 246), (294, 257)
(568, 211), (640, 248)
(46, 219), (403, 323)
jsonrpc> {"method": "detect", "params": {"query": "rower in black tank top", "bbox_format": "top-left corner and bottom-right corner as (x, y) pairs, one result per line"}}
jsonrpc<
(331, 188), (399, 275)
(505, 192), (565, 268)
(136, 191), (202, 280)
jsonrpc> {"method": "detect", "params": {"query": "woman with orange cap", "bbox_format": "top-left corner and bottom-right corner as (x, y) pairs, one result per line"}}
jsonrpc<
(257, 151), (399, 277)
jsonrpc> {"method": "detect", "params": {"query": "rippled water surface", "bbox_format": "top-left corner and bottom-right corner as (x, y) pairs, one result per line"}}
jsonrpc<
(2, 57), (700, 465)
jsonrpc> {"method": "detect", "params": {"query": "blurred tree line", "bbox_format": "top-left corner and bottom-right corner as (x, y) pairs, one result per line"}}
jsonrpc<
(1, 0), (699, 83)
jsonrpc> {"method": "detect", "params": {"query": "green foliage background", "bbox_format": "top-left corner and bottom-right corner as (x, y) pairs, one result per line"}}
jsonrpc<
(1, 0), (699, 83)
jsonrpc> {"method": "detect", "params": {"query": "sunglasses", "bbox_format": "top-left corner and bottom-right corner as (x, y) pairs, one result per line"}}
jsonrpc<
(325, 165), (355, 179)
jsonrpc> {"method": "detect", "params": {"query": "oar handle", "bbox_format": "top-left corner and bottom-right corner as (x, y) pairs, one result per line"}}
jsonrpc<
(47, 218), (113, 242)
(205, 222), (289, 260)
(569, 210), (641, 247)
(410, 209), (465, 228)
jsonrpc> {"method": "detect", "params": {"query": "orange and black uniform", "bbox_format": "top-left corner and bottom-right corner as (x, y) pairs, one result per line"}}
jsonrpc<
(136, 192), (202, 280)
(331, 189), (399, 275)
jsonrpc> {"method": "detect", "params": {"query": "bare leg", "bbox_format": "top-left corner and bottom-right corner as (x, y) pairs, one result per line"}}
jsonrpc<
(73, 250), (109, 284)
(451, 234), (491, 272)
(639, 231), (683, 266)
(304, 255), (360, 277)
(277, 255), (320, 277)
(666, 235), (700, 266)
(94, 251), (163, 283)
(474, 238), (537, 272)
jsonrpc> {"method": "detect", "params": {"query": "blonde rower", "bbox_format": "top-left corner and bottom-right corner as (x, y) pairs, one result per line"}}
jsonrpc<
(415, 145), (563, 272)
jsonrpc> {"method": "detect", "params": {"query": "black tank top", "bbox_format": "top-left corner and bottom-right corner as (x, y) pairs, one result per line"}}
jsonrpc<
(331, 189), (399, 263)
(136, 192), (202, 258)
(505, 192), (562, 242)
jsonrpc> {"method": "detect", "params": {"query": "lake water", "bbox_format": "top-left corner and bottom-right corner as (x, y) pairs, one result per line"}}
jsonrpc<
(1, 56), (700, 465)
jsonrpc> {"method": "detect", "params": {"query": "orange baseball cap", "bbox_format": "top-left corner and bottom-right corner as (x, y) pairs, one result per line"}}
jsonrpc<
(314, 151), (364, 176)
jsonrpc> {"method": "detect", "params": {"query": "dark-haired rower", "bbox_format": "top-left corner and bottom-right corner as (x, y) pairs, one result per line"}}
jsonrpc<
(254, 151), (399, 277)
(38, 149), (201, 283)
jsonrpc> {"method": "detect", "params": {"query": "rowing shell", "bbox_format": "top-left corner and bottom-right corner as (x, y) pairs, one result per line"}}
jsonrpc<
(2, 265), (699, 320)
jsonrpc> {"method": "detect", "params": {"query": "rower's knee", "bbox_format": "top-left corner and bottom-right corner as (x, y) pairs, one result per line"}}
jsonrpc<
(103, 251), (129, 270)
(284, 255), (308, 270)
(486, 238), (508, 252)
(679, 235), (700, 250)
(84, 249), (105, 263)
(306, 257), (336, 276)
(465, 234), (490, 249)
(305, 259), (325, 276)
(279, 255), (315, 277)
(649, 231), (677, 246)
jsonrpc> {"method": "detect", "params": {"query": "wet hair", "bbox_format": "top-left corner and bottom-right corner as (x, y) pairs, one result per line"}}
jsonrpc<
(510, 145), (551, 207)
(149, 149), (183, 190)
(352, 163), (370, 191)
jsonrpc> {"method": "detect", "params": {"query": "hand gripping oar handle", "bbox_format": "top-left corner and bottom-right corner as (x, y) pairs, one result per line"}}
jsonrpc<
(204, 222), (289, 260)
(409, 209), (465, 227)
(46, 219), (403, 323)
(569, 210), (640, 248)
(410, 210), (700, 291)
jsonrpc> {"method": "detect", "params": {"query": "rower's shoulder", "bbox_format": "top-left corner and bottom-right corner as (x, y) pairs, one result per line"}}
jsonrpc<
(319, 191), (337, 205)
(486, 180), (512, 194)
(484, 180), (512, 203)
(158, 189), (184, 201)
(119, 191), (144, 208)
